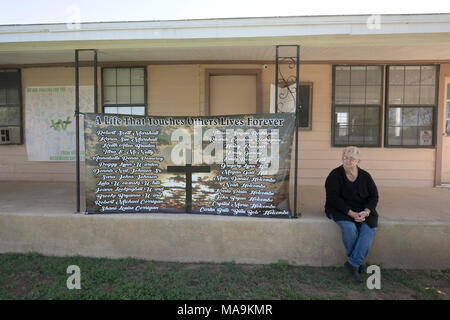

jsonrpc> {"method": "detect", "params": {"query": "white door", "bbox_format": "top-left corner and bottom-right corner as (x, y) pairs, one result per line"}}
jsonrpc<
(442, 78), (450, 184)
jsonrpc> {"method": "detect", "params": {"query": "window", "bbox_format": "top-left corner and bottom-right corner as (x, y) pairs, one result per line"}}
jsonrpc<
(0, 69), (22, 144)
(332, 66), (383, 146)
(102, 67), (146, 115)
(273, 82), (312, 129)
(386, 66), (437, 147)
(298, 83), (313, 129)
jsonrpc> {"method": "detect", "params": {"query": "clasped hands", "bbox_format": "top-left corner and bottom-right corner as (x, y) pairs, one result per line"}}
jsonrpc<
(348, 209), (370, 222)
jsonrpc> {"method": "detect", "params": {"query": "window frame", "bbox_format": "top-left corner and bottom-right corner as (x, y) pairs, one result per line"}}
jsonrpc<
(101, 66), (147, 115)
(0, 68), (23, 145)
(331, 65), (383, 148)
(384, 65), (439, 148)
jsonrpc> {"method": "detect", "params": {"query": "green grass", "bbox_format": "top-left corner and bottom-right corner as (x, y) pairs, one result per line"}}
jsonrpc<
(0, 252), (448, 300)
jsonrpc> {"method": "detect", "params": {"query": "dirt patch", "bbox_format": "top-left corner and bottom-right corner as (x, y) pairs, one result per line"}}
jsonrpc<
(301, 287), (345, 299)
(4, 271), (36, 298)
(242, 265), (260, 271)
(185, 280), (201, 287)
(5, 279), (32, 297)
(125, 261), (152, 281)
(183, 264), (203, 270)
(345, 289), (369, 300)
(104, 284), (116, 294)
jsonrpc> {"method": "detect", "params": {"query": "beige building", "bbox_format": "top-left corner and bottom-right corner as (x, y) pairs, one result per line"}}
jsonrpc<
(1, 14), (450, 269)
(1, 14), (450, 188)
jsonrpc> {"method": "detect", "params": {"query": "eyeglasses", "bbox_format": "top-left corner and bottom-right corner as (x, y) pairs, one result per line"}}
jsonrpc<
(343, 156), (359, 162)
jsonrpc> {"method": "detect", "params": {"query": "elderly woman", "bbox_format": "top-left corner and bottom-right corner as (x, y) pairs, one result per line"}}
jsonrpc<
(325, 146), (379, 283)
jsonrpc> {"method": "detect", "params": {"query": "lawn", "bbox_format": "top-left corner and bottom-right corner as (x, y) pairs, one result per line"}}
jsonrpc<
(0, 252), (448, 300)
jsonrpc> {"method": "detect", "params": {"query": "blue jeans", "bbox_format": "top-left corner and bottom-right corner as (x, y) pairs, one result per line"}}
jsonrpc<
(330, 215), (377, 268)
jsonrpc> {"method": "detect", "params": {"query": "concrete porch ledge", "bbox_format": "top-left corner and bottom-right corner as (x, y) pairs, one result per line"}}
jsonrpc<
(0, 213), (449, 269)
(0, 182), (449, 269)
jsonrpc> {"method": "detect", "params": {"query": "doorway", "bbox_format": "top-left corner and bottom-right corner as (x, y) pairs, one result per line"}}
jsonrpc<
(205, 69), (262, 116)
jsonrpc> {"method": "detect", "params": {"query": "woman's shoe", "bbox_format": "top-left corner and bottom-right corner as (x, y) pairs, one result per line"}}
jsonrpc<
(358, 264), (367, 273)
(344, 261), (363, 283)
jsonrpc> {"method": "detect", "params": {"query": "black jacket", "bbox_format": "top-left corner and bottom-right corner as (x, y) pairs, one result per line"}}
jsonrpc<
(324, 165), (379, 228)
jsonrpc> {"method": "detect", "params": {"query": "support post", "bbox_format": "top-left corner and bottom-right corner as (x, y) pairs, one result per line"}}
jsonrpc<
(294, 45), (300, 219)
(274, 45), (301, 218)
(94, 50), (98, 111)
(75, 49), (98, 213)
(75, 50), (80, 213)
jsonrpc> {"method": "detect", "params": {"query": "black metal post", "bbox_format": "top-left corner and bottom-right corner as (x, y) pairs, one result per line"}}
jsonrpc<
(294, 45), (300, 219)
(75, 49), (98, 213)
(75, 50), (80, 213)
(94, 50), (98, 111)
(274, 45), (301, 218)
(275, 46), (279, 113)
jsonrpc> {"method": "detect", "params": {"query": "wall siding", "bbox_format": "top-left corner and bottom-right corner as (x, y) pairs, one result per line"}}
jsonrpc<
(0, 64), (436, 187)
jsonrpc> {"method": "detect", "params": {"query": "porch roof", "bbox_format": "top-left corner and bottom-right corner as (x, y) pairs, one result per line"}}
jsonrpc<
(1, 14), (450, 65)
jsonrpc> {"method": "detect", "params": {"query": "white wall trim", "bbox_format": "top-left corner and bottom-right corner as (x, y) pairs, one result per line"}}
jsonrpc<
(1, 14), (450, 43)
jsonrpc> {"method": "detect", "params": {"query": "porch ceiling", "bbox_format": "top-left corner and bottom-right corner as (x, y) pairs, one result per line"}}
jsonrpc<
(2, 40), (450, 65)
(0, 46), (273, 65)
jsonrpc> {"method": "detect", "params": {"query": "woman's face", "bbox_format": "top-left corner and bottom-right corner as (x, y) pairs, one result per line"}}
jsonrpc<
(342, 152), (360, 170)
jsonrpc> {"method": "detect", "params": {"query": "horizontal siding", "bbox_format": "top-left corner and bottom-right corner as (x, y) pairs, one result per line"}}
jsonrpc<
(0, 63), (437, 187)
(289, 178), (433, 187)
(148, 65), (201, 116)
(296, 159), (433, 170)
(149, 110), (200, 116)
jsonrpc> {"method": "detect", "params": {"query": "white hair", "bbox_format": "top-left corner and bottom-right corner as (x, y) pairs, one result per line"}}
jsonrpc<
(342, 146), (360, 160)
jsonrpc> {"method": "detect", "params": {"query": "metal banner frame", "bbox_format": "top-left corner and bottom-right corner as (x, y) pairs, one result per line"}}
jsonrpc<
(75, 49), (98, 213)
(275, 45), (301, 218)
(75, 47), (300, 217)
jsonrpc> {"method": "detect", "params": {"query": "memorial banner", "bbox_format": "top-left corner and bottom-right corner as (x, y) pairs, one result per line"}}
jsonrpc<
(84, 113), (295, 218)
